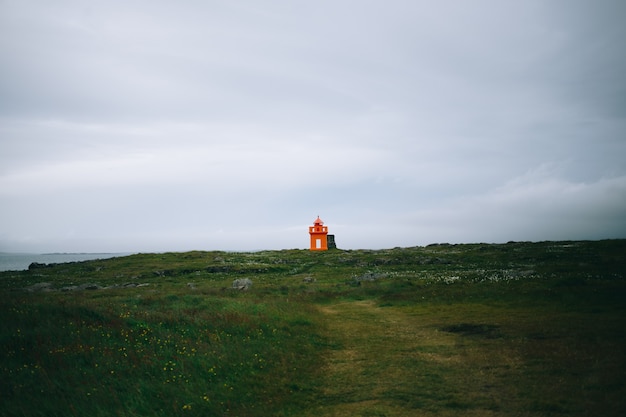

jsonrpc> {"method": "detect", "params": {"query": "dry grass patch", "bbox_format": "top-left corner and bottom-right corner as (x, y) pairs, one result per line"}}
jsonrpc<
(308, 298), (626, 416)
(308, 300), (468, 416)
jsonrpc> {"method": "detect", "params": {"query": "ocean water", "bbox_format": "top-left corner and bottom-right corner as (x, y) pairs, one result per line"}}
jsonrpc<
(0, 253), (130, 272)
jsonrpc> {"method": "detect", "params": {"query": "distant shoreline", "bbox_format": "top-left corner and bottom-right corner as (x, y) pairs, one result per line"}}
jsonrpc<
(0, 253), (132, 272)
(0, 252), (129, 255)
(40, 252), (122, 256)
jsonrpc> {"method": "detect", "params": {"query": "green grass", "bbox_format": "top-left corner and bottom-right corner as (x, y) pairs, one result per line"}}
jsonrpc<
(2, 289), (324, 416)
(1, 240), (626, 416)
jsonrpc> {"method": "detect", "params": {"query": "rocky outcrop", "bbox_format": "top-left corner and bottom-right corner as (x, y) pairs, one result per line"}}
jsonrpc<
(354, 272), (386, 282)
(232, 278), (252, 291)
(22, 282), (150, 292)
(60, 283), (103, 291)
(23, 282), (54, 292)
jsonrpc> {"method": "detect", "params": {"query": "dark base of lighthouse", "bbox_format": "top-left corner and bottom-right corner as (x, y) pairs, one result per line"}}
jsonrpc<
(327, 235), (337, 249)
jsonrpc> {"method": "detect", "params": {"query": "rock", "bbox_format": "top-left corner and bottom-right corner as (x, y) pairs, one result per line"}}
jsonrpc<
(354, 272), (385, 282)
(303, 276), (316, 283)
(187, 282), (196, 289)
(23, 282), (54, 292)
(232, 278), (252, 291)
(60, 283), (102, 291)
(82, 284), (102, 290)
(28, 262), (49, 270)
(20, 281), (148, 292)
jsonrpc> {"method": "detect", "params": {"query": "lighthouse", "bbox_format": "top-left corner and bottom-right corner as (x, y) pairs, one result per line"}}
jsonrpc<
(309, 216), (328, 251)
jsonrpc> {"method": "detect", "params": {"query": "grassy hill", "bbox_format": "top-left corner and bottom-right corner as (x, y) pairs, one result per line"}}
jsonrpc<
(1, 240), (625, 416)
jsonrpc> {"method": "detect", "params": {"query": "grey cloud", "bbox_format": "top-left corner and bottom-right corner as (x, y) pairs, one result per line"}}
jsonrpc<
(1, 0), (625, 252)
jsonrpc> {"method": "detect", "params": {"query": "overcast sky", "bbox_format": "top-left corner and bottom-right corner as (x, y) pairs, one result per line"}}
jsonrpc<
(1, 0), (625, 253)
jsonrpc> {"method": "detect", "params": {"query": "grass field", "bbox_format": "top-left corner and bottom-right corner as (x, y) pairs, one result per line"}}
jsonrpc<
(1, 240), (625, 416)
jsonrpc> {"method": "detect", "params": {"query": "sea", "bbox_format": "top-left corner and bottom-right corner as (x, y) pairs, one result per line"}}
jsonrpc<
(0, 253), (131, 272)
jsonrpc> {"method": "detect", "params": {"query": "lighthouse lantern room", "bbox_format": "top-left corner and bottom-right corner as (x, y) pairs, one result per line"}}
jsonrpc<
(309, 216), (328, 251)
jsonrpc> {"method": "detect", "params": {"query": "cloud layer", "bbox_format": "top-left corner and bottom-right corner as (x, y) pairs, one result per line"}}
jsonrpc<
(1, 0), (625, 252)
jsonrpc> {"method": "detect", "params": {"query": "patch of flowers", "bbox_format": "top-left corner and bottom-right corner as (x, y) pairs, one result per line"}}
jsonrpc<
(0, 293), (317, 417)
(391, 268), (542, 284)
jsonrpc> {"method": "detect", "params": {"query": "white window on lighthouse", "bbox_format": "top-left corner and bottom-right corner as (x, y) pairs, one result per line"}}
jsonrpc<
(316, 238), (322, 249)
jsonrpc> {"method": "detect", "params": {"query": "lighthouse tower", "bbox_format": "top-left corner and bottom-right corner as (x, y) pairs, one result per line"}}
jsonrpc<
(309, 216), (328, 251)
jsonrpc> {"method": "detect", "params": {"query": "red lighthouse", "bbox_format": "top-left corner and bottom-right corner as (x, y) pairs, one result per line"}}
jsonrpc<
(309, 216), (328, 251)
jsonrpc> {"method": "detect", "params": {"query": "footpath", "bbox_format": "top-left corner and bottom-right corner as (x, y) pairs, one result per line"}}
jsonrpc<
(303, 300), (459, 417)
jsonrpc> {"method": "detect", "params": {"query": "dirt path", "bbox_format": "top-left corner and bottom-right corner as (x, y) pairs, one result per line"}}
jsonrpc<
(304, 300), (465, 417)
(302, 298), (539, 417)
